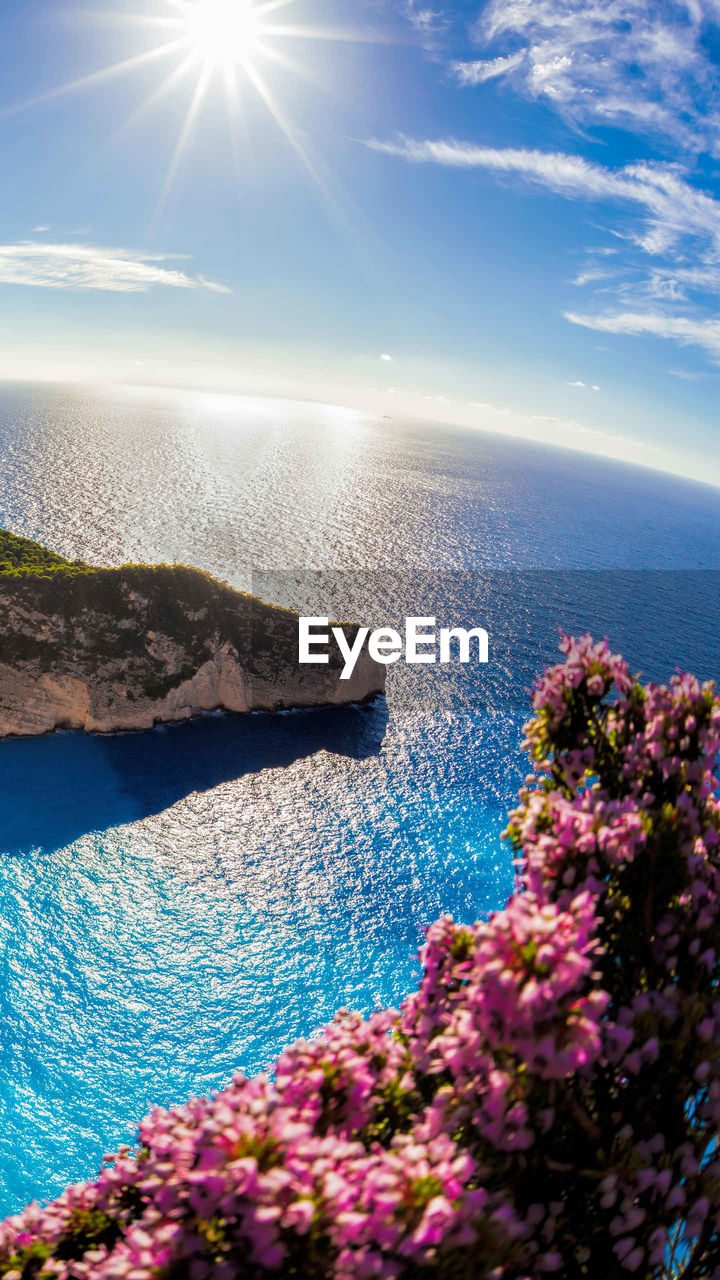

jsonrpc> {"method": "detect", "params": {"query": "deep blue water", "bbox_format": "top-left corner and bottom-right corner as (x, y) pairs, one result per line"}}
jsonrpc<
(0, 382), (719, 1213)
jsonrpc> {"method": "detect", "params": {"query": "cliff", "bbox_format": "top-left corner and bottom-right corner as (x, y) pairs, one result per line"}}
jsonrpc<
(0, 529), (385, 738)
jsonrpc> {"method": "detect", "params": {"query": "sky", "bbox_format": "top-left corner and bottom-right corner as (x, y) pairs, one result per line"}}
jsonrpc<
(1, 0), (720, 483)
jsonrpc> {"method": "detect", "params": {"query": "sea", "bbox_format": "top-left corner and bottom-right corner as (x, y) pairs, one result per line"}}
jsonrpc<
(0, 380), (719, 1214)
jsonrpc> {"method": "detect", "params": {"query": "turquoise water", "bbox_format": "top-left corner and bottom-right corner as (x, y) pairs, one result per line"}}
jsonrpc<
(0, 382), (719, 1212)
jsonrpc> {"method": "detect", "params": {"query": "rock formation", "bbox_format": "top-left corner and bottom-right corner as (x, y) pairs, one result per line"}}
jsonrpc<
(0, 529), (385, 738)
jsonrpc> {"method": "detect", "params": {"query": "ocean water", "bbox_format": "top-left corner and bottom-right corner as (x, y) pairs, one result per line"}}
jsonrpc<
(0, 381), (719, 1214)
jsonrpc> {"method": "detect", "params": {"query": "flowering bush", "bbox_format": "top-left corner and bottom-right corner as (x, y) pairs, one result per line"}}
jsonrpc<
(2, 635), (720, 1280)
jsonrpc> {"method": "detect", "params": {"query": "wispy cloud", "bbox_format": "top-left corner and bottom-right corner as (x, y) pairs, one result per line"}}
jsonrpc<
(566, 309), (720, 360)
(569, 379), (600, 389)
(364, 138), (720, 253)
(403, 1), (450, 45)
(450, 53), (524, 85)
(465, 0), (720, 154)
(0, 242), (230, 293)
(379, 352), (394, 360)
(573, 267), (619, 286)
(366, 134), (720, 362)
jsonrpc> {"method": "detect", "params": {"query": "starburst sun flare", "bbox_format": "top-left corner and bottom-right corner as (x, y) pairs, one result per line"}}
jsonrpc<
(169, 0), (282, 72)
(1, 0), (372, 223)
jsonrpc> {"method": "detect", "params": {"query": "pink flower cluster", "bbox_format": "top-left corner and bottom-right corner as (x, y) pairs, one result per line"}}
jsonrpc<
(2, 636), (720, 1279)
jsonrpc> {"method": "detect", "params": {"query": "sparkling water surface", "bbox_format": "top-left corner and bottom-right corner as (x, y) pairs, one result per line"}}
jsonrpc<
(0, 382), (719, 1212)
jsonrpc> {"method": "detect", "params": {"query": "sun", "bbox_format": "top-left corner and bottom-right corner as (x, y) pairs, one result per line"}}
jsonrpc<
(1, 0), (378, 225)
(177, 0), (267, 70)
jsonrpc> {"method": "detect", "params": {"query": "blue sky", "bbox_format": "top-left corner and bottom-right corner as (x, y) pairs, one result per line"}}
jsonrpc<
(1, 0), (720, 482)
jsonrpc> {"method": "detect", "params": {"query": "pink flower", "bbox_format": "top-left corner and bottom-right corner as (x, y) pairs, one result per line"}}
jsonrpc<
(2, 637), (719, 1280)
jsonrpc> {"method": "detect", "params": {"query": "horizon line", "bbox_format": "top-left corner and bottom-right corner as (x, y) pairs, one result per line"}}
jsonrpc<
(0, 368), (716, 494)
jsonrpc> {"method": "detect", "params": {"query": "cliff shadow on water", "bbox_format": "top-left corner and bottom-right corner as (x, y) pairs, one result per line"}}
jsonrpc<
(0, 697), (388, 856)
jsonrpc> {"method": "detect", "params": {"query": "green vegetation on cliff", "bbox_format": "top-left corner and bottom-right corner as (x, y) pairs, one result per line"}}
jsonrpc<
(0, 529), (91, 578)
(0, 528), (361, 701)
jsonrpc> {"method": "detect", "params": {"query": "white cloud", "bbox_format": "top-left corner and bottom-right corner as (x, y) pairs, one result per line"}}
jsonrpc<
(573, 267), (619, 286)
(379, 352), (393, 361)
(367, 134), (720, 363)
(450, 53), (525, 85)
(364, 139), (720, 254)
(569, 379), (587, 386)
(403, 1), (449, 43)
(0, 242), (230, 294)
(565, 309), (720, 360)
(644, 263), (720, 300)
(468, 0), (720, 153)
(400, 3), (720, 367)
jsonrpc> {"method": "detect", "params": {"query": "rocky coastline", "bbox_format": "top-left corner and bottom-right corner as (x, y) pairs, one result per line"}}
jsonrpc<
(0, 530), (385, 738)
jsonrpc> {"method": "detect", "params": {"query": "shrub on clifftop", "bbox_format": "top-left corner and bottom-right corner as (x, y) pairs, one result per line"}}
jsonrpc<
(2, 635), (719, 1279)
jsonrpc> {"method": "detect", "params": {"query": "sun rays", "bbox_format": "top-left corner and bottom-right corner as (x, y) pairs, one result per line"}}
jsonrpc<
(149, 0), (329, 219)
(1, 1), (374, 226)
